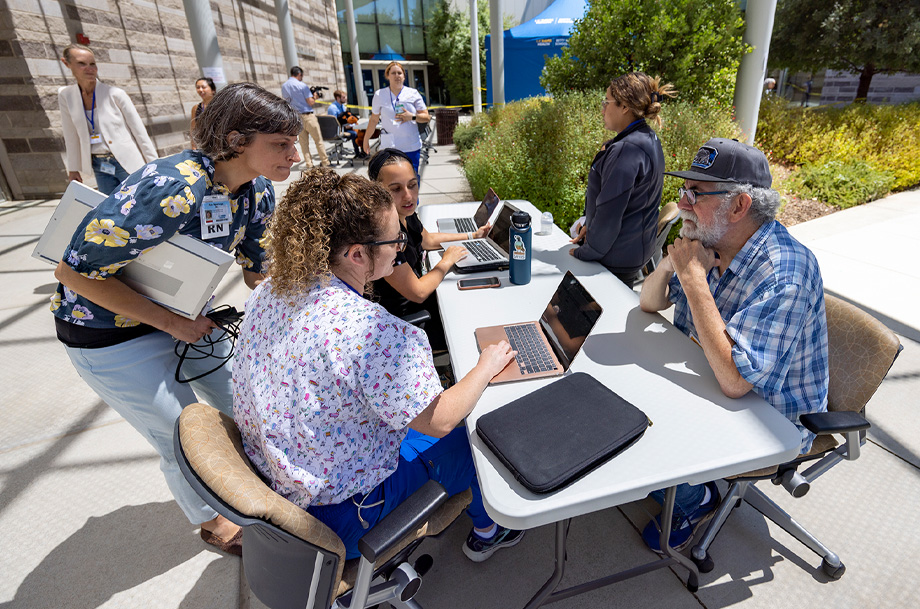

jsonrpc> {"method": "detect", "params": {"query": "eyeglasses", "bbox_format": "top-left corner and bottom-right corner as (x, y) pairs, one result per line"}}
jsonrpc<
(678, 186), (731, 205)
(360, 230), (408, 252)
(601, 99), (615, 110)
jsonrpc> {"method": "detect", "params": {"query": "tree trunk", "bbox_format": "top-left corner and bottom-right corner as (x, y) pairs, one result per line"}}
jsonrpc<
(855, 63), (875, 103)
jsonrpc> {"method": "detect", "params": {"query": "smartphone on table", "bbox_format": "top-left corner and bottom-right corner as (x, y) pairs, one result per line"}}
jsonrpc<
(458, 277), (501, 290)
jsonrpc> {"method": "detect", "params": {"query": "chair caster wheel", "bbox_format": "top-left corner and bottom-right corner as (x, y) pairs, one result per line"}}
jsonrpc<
(822, 558), (845, 580)
(692, 551), (714, 573)
(414, 553), (434, 577)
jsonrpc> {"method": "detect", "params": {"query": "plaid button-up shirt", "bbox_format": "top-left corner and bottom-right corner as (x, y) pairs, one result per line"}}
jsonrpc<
(669, 220), (829, 452)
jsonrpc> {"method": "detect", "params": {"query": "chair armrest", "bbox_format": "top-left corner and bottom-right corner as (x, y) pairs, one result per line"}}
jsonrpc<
(401, 310), (431, 326)
(800, 411), (871, 435)
(358, 480), (449, 563)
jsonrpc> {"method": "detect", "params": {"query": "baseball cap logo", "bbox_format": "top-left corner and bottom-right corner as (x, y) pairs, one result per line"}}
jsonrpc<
(691, 147), (718, 169)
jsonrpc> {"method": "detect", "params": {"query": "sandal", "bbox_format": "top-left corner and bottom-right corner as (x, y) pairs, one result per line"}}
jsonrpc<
(200, 527), (243, 556)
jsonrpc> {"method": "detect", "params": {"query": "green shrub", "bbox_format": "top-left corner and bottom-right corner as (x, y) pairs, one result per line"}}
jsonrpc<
(459, 94), (740, 231)
(453, 113), (492, 154)
(758, 97), (920, 191)
(792, 160), (895, 209)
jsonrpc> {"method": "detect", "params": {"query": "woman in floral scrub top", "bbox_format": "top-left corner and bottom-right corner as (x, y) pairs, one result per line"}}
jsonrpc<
(233, 170), (526, 562)
(52, 83), (302, 555)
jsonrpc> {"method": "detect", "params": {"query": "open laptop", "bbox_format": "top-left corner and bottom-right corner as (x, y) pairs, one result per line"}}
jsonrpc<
(32, 180), (235, 320)
(436, 187), (501, 234)
(450, 201), (520, 273)
(475, 271), (603, 384)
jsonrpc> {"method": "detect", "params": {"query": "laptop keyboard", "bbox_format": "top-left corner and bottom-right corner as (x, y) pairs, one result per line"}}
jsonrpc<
(504, 324), (558, 374)
(454, 217), (477, 233)
(465, 239), (501, 262)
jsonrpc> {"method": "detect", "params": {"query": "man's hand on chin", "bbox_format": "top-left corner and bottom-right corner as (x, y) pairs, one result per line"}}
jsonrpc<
(668, 237), (718, 282)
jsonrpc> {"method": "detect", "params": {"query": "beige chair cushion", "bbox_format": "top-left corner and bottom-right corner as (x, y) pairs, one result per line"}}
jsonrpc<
(730, 294), (899, 480)
(824, 294), (901, 414)
(657, 201), (679, 236)
(729, 434), (839, 479)
(179, 403), (472, 599)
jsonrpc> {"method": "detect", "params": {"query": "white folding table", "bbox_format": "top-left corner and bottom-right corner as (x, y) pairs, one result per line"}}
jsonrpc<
(418, 200), (802, 606)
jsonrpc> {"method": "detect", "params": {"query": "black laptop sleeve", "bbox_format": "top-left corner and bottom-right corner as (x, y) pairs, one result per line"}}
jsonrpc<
(475, 372), (650, 493)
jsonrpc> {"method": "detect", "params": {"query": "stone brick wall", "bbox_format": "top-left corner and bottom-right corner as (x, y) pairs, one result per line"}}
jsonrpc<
(0, 0), (343, 200)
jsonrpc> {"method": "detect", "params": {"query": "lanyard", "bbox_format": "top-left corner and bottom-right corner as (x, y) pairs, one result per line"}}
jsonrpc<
(340, 277), (362, 296)
(624, 118), (644, 131)
(85, 89), (96, 133)
(389, 88), (402, 113)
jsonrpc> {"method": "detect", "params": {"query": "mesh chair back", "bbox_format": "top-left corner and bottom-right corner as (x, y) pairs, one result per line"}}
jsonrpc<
(317, 115), (341, 140)
(824, 294), (901, 414)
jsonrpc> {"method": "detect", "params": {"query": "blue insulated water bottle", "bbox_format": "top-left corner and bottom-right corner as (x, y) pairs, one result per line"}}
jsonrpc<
(509, 211), (532, 285)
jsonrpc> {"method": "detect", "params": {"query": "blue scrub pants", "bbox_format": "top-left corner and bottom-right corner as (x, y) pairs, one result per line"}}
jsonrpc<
(404, 148), (421, 176)
(308, 427), (493, 559)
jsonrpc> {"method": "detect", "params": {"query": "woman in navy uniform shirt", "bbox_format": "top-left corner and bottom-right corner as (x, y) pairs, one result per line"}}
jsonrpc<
(569, 72), (676, 287)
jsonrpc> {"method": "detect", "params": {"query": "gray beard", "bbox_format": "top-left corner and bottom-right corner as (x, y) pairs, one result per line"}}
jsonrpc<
(678, 203), (730, 248)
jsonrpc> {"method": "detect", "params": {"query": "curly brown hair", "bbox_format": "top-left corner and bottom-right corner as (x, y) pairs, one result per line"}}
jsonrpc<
(608, 72), (677, 128)
(266, 168), (394, 298)
(192, 83), (302, 162)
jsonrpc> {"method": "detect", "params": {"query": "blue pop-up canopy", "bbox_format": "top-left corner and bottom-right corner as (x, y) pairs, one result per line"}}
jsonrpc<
(485, 0), (588, 104)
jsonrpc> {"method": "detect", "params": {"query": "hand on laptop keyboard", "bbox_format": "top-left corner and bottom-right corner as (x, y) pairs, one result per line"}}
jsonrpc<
(441, 245), (469, 267)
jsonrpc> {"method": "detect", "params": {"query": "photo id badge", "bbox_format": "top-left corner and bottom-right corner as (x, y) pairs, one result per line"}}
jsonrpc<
(90, 134), (103, 145)
(99, 161), (116, 176)
(200, 194), (231, 240)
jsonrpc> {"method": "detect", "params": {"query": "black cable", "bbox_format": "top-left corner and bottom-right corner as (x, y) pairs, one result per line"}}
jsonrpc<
(174, 304), (244, 384)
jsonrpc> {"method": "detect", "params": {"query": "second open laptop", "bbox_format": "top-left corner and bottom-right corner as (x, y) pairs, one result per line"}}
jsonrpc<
(475, 271), (603, 385)
(450, 201), (520, 273)
(436, 187), (501, 234)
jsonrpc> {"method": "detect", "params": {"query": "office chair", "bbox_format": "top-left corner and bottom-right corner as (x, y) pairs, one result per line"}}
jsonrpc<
(643, 201), (679, 276)
(174, 403), (472, 609)
(317, 115), (349, 167)
(690, 293), (902, 579)
(418, 118), (437, 166)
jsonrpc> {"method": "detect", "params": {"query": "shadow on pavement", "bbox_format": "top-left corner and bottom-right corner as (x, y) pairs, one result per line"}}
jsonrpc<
(0, 502), (232, 609)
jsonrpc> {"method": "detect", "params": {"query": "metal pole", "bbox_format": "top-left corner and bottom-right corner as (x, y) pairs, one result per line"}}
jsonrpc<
(182, 0), (227, 88)
(470, 0), (482, 113)
(273, 0), (299, 71)
(344, 0), (370, 116)
(733, 0), (777, 144)
(489, 0), (504, 107)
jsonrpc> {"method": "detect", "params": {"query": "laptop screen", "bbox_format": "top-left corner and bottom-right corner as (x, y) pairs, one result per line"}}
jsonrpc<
(539, 271), (603, 369)
(490, 202), (519, 252)
(473, 188), (500, 226)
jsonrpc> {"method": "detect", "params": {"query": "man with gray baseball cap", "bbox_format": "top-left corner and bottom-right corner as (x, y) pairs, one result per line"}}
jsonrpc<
(638, 138), (829, 554)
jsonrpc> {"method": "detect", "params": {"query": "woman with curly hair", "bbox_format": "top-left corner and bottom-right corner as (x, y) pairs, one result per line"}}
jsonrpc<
(570, 72), (676, 287)
(233, 169), (525, 562)
(52, 82), (301, 555)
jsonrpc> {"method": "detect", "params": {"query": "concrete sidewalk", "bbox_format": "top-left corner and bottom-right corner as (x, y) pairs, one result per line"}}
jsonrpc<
(1, 142), (917, 609)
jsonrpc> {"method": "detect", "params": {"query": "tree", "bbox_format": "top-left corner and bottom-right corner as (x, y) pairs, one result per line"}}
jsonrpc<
(770, 0), (920, 101)
(427, 0), (489, 106)
(541, 0), (748, 106)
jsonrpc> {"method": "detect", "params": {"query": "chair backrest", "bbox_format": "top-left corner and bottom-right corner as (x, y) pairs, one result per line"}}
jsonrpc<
(824, 293), (901, 414)
(175, 403), (346, 609)
(317, 114), (341, 140)
(657, 201), (679, 240)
